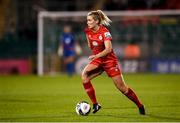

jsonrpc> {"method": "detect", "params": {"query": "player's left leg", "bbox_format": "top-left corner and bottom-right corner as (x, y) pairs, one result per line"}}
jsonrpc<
(66, 63), (74, 76)
(103, 61), (145, 115)
(111, 74), (145, 115)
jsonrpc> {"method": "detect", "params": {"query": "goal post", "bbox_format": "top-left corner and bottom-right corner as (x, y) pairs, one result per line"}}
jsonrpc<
(37, 11), (89, 76)
(38, 10), (180, 76)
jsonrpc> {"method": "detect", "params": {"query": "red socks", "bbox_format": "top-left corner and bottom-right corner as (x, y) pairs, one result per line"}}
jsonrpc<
(83, 82), (97, 104)
(125, 88), (143, 108)
(83, 82), (143, 108)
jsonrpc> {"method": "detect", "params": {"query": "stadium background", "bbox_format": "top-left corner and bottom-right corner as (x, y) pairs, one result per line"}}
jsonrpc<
(0, 0), (180, 122)
(0, 0), (180, 74)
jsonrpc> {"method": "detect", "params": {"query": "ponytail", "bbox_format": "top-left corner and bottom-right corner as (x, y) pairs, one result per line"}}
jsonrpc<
(97, 10), (112, 26)
(88, 10), (112, 26)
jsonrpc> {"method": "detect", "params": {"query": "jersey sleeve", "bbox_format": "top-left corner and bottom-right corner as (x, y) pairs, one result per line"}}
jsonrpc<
(102, 30), (112, 41)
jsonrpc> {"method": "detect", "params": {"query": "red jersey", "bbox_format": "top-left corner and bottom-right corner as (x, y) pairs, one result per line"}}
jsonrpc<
(84, 25), (118, 62)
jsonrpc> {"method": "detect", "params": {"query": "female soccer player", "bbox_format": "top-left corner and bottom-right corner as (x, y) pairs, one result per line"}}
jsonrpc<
(82, 10), (145, 115)
(58, 25), (76, 76)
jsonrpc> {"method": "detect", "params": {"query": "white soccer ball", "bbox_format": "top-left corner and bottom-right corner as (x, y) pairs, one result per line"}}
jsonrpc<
(75, 101), (91, 116)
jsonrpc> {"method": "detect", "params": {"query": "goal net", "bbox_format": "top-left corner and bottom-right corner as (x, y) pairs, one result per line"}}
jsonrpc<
(38, 10), (180, 76)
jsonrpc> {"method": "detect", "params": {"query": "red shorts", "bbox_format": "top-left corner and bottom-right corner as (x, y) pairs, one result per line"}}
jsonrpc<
(89, 58), (121, 77)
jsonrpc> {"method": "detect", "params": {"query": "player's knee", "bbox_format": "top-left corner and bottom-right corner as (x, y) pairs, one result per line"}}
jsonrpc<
(120, 86), (128, 94)
(119, 84), (128, 94)
(113, 79), (128, 93)
(81, 72), (90, 83)
(82, 77), (90, 84)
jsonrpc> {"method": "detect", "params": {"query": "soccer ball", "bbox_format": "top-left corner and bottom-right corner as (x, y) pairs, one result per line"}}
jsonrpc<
(75, 101), (91, 116)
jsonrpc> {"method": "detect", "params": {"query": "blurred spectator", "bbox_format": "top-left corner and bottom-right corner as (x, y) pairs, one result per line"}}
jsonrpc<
(165, 0), (180, 9)
(4, 21), (17, 42)
(104, 0), (180, 10)
(124, 41), (141, 59)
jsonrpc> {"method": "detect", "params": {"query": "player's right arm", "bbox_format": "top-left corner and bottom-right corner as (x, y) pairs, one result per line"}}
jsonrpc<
(57, 35), (63, 56)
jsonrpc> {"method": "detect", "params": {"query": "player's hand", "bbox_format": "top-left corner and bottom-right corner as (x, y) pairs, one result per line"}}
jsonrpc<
(57, 47), (63, 56)
(88, 55), (97, 60)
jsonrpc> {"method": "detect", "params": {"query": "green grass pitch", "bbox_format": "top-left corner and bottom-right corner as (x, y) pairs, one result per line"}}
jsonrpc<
(0, 74), (180, 122)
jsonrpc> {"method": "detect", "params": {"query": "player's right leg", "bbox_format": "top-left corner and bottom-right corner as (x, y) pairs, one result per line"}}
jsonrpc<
(64, 56), (75, 76)
(81, 63), (103, 113)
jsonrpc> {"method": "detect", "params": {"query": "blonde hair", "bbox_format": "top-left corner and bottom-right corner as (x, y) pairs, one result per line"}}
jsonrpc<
(87, 10), (112, 26)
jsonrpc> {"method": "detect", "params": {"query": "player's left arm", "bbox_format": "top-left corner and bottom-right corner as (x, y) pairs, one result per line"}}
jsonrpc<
(89, 40), (112, 60)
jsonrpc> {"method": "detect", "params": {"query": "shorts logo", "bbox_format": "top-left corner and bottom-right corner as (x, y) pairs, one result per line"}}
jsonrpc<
(104, 32), (112, 38)
(92, 41), (98, 46)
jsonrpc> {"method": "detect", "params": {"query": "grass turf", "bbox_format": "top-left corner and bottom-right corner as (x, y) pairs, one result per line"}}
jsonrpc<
(0, 74), (180, 122)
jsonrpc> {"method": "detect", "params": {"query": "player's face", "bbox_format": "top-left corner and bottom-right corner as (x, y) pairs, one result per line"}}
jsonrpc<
(87, 15), (98, 29)
(64, 26), (71, 33)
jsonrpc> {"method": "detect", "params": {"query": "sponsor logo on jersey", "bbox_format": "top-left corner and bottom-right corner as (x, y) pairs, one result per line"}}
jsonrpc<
(99, 35), (103, 40)
(65, 38), (71, 44)
(104, 32), (112, 38)
(92, 41), (98, 46)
